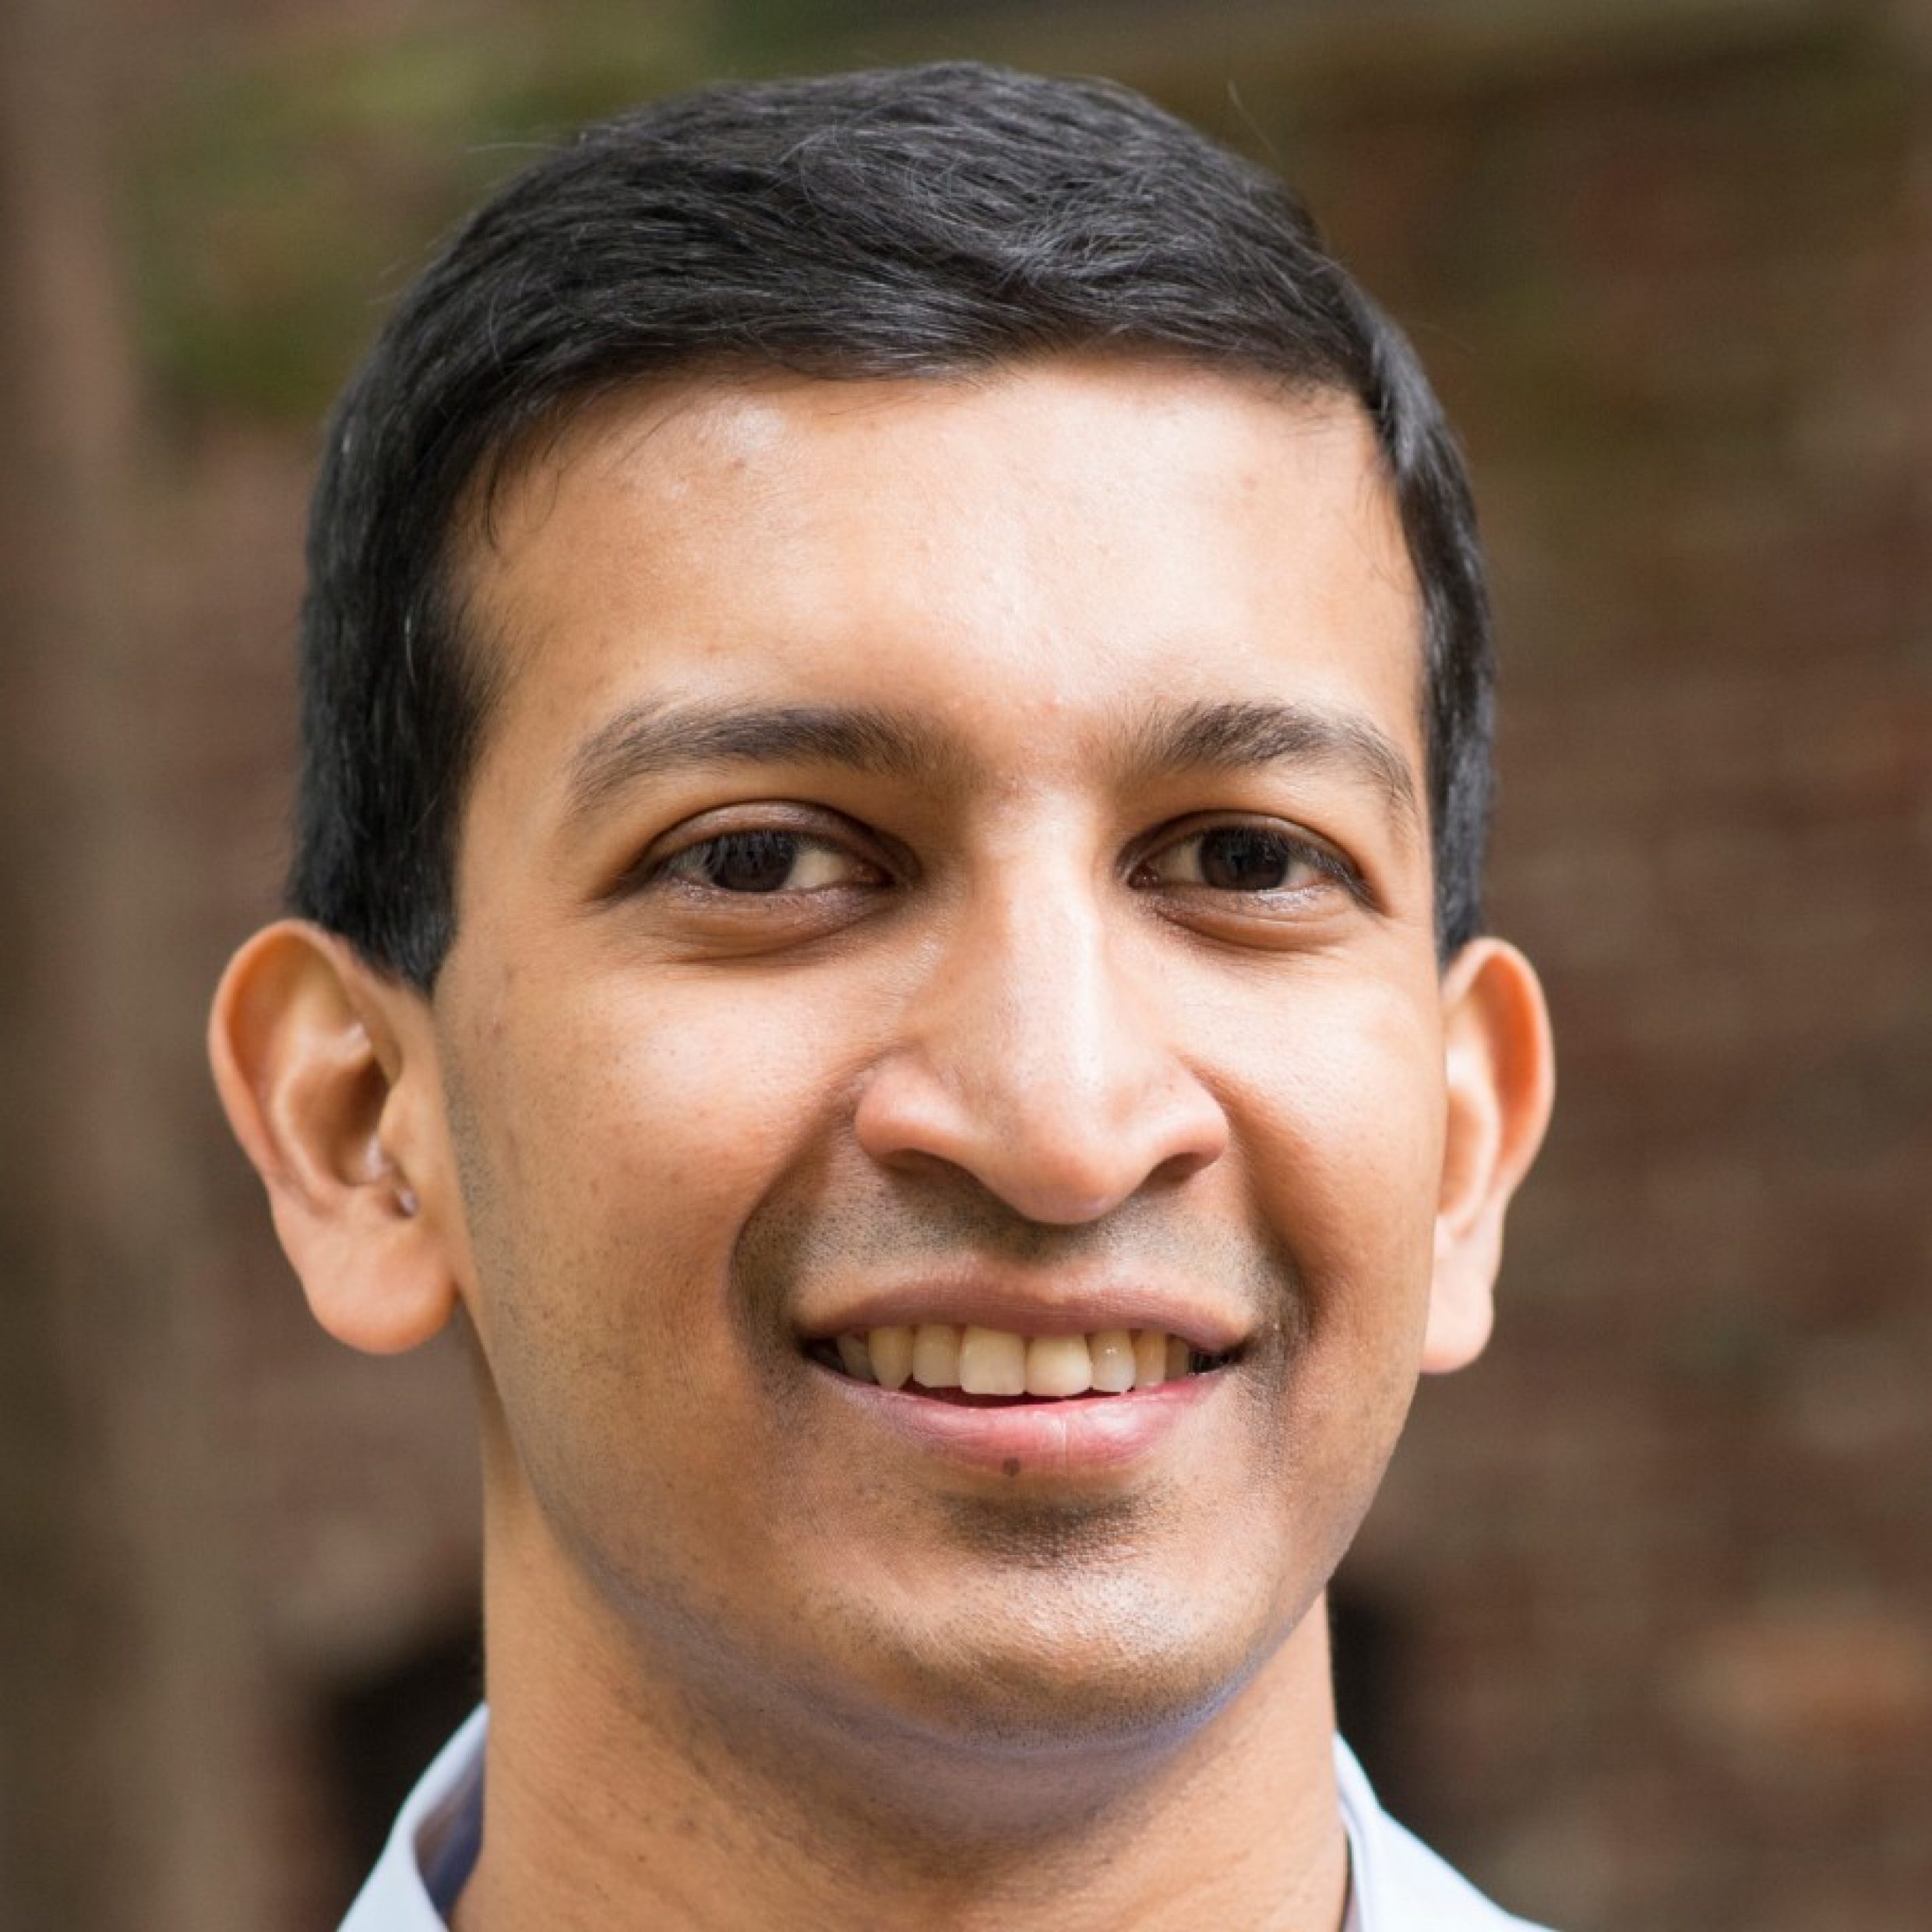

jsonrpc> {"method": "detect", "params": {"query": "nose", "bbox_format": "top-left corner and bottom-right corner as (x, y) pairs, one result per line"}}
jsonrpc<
(852, 875), (1230, 1224)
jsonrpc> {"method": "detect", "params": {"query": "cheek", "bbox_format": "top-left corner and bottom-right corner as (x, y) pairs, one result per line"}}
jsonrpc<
(446, 975), (853, 1578)
(460, 968), (858, 1342)
(1208, 978), (1445, 1585)
(1218, 971), (1447, 1343)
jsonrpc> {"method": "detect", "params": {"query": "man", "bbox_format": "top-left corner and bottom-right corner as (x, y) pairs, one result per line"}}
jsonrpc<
(210, 62), (1556, 1930)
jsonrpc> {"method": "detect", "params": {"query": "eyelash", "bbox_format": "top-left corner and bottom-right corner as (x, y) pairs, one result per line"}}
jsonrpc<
(634, 816), (1367, 908)
(1128, 822), (1366, 902)
(655, 827), (887, 896)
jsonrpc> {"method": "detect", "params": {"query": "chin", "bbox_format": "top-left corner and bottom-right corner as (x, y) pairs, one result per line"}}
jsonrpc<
(821, 1543), (1298, 1766)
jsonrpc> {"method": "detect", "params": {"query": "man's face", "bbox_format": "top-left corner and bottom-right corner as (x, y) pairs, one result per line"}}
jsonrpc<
(432, 359), (1448, 1752)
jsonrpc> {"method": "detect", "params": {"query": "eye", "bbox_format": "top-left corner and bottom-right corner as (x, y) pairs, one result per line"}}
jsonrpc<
(658, 827), (885, 895)
(1135, 823), (1352, 897)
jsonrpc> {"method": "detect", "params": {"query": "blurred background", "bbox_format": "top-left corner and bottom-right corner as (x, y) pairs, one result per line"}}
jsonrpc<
(2, 1), (1927, 1927)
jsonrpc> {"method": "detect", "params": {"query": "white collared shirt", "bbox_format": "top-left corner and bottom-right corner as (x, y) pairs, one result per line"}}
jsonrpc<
(341, 1707), (1555, 1930)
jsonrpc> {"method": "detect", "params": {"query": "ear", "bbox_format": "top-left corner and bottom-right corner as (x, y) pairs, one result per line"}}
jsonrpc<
(1423, 937), (1555, 1373)
(208, 919), (462, 1354)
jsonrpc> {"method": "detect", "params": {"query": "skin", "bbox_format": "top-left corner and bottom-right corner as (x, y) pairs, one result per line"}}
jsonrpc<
(210, 358), (1553, 1930)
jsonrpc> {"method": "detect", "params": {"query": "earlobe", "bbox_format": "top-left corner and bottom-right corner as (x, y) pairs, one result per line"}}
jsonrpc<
(208, 920), (461, 1355)
(1423, 937), (1555, 1374)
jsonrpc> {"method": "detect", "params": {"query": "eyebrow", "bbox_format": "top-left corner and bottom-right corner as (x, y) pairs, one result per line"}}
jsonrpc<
(564, 700), (956, 828)
(1121, 699), (1421, 837)
(562, 693), (1420, 840)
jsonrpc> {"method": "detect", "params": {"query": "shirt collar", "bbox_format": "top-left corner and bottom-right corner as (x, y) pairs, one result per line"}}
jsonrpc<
(337, 1705), (487, 1932)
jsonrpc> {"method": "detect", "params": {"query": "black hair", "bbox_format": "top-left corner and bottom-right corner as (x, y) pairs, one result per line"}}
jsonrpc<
(291, 60), (1493, 988)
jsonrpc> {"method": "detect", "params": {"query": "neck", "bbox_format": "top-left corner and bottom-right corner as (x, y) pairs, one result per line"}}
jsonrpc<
(453, 1532), (1349, 1932)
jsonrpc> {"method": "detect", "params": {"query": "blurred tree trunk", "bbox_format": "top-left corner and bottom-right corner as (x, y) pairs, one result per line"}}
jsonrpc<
(1906, 0), (1932, 589)
(0, 4), (257, 1928)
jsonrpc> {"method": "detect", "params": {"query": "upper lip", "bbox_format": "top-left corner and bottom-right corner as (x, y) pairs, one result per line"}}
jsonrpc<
(794, 1274), (1250, 1357)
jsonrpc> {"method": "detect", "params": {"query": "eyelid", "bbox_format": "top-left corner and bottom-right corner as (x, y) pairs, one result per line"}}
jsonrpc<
(1133, 815), (1370, 901)
(616, 804), (899, 897)
(665, 828), (876, 891)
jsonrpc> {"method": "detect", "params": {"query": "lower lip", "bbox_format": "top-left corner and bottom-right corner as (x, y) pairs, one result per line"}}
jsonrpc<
(814, 1363), (1222, 1475)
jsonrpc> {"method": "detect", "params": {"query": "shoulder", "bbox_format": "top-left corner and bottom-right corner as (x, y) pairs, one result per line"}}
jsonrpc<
(1334, 1738), (1558, 1932)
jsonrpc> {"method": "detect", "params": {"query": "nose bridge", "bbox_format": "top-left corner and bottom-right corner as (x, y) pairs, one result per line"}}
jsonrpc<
(968, 864), (1130, 1123)
(858, 844), (1229, 1222)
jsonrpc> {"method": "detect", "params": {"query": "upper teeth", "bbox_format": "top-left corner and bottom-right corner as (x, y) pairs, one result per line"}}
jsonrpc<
(830, 1325), (1201, 1397)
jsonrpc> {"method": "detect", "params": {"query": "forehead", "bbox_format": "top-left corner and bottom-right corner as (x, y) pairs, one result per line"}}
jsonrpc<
(453, 358), (1423, 813)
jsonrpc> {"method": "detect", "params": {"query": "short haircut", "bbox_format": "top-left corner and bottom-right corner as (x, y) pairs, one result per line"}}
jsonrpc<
(292, 60), (1493, 988)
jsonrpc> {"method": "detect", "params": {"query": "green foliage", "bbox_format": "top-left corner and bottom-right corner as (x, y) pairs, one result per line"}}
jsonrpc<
(126, 0), (1110, 422)
(130, 2), (724, 421)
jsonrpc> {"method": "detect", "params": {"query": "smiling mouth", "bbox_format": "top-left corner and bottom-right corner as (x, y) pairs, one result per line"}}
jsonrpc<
(806, 1324), (1236, 1402)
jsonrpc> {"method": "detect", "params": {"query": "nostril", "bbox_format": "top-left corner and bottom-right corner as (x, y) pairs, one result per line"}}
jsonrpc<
(851, 1011), (1229, 1225)
(1148, 1144), (1220, 1190)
